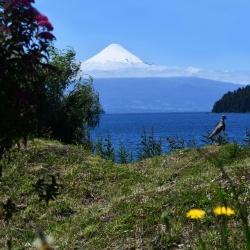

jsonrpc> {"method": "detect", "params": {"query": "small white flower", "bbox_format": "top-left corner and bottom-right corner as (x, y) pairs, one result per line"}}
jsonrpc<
(33, 234), (54, 248)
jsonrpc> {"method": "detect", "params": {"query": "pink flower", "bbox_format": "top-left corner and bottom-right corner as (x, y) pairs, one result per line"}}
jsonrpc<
(12, 0), (31, 7)
(38, 32), (55, 40)
(37, 20), (54, 31)
(34, 14), (48, 22)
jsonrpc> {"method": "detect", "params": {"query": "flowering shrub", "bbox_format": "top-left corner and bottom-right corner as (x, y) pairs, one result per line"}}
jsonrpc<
(0, 0), (55, 157)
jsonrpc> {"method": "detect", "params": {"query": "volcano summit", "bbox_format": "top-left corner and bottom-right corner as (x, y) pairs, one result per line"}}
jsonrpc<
(81, 43), (250, 84)
(80, 44), (243, 113)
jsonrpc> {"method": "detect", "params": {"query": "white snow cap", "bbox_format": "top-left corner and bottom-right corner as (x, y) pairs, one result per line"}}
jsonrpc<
(81, 43), (250, 84)
(84, 43), (145, 64)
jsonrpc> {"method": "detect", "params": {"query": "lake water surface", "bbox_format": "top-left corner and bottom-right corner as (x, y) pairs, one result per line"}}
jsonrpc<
(91, 113), (250, 159)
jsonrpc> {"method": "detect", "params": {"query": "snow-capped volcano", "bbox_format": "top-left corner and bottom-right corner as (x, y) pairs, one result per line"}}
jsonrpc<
(84, 43), (147, 65)
(81, 43), (250, 84)
(81, 44), (151, 74)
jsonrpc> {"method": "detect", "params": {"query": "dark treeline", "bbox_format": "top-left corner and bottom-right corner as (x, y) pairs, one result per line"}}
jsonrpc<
(212, 85), (250, 113)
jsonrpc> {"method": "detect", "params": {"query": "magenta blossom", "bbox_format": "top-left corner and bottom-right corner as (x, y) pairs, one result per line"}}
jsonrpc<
(37, 20), (54, 31)
(34, 13), (49, 22)
(38, 32), (55, 40)
(12, 0), (32, 7)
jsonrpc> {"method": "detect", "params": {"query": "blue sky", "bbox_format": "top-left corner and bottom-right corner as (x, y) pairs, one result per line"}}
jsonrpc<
(35, 0), (250, 72)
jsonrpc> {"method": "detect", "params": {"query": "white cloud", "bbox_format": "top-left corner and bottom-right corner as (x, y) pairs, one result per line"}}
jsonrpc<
(81, 63), (250, 85)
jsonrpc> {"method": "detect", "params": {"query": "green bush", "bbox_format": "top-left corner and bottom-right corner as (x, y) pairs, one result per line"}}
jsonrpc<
(36, 46), (103, 145)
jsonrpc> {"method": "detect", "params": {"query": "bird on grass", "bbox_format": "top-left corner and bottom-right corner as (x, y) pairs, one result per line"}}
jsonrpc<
(209, 115), (227, 139)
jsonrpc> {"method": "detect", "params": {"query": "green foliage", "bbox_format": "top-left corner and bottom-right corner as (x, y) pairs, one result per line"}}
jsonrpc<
(0, 199), (17, 223)
(32, 174), (62, 205)
(37, 46), (103, 144)
(166, 135), (186, 150)
(212, 85), (250, 113)
(208, 143), (244, 168)
(117, 142), (133, 164)
(95, 135), (105, 158)
(201, 131), (214, 145)
(0, 0), (55, 157)
(81, 129), (95, 152)
(187, 137), (197, 149)
(202, 131), (229, 146)
(211, 133), (229, 145)
(95, 135), (132, 163)
(166, 135), (198, 150)
(95, 133), (115, 161)
(136, 127), (163, 160)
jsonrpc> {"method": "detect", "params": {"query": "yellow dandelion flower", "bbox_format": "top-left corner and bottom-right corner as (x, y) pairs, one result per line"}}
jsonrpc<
(213, 206), (235, 216)
(186, 208), (206, 219)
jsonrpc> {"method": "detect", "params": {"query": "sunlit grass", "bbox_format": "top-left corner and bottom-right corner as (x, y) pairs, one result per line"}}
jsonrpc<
(1, 139), (250, 249)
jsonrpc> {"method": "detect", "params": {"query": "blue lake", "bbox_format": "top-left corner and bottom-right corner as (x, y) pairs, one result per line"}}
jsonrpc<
(91, 113), (250, 159)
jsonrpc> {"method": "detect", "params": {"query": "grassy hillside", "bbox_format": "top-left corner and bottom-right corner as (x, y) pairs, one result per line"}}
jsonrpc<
(1, 139), (250, 249)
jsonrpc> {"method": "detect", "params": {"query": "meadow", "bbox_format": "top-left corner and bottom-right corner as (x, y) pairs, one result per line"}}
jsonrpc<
(1, 139), (250, 249)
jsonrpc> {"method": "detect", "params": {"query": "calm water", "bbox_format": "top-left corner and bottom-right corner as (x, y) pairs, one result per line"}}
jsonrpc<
(91, 113), (250, 159)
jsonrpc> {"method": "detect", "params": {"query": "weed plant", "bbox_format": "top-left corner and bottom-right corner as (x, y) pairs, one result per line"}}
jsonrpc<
(136, 127), (163, 160)
(92, 127), (232, 164)
(94, 133), (115, 161)
(117, 142), (133, 164)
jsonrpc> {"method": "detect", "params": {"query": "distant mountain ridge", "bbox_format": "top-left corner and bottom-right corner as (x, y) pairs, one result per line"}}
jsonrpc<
(93, 77), (243, 113)
(81, 44), (244, 113)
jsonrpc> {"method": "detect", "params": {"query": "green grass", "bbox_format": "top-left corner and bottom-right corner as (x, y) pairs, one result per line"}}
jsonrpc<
(1, 139), (250, 249)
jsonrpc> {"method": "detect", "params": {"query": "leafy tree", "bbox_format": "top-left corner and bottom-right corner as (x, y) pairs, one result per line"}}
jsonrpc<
(0, 0), (55, 156)
(212, 85), (250, 113)
(37, 46), (103, 144)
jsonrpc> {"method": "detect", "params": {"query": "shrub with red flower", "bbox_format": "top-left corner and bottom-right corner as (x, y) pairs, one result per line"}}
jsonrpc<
(37, 20), (54, 31)
(11, 0), (30, 6)
(0, 0), (55, 157)
(39, 31), (55, 40)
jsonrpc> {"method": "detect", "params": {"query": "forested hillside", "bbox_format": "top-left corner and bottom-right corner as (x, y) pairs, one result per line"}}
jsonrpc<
(212, 85), (250, 112)
(93, 77), (242, 113)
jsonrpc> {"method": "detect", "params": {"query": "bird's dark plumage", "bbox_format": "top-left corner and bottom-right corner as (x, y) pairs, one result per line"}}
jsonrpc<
(209, 115), (227, 139)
